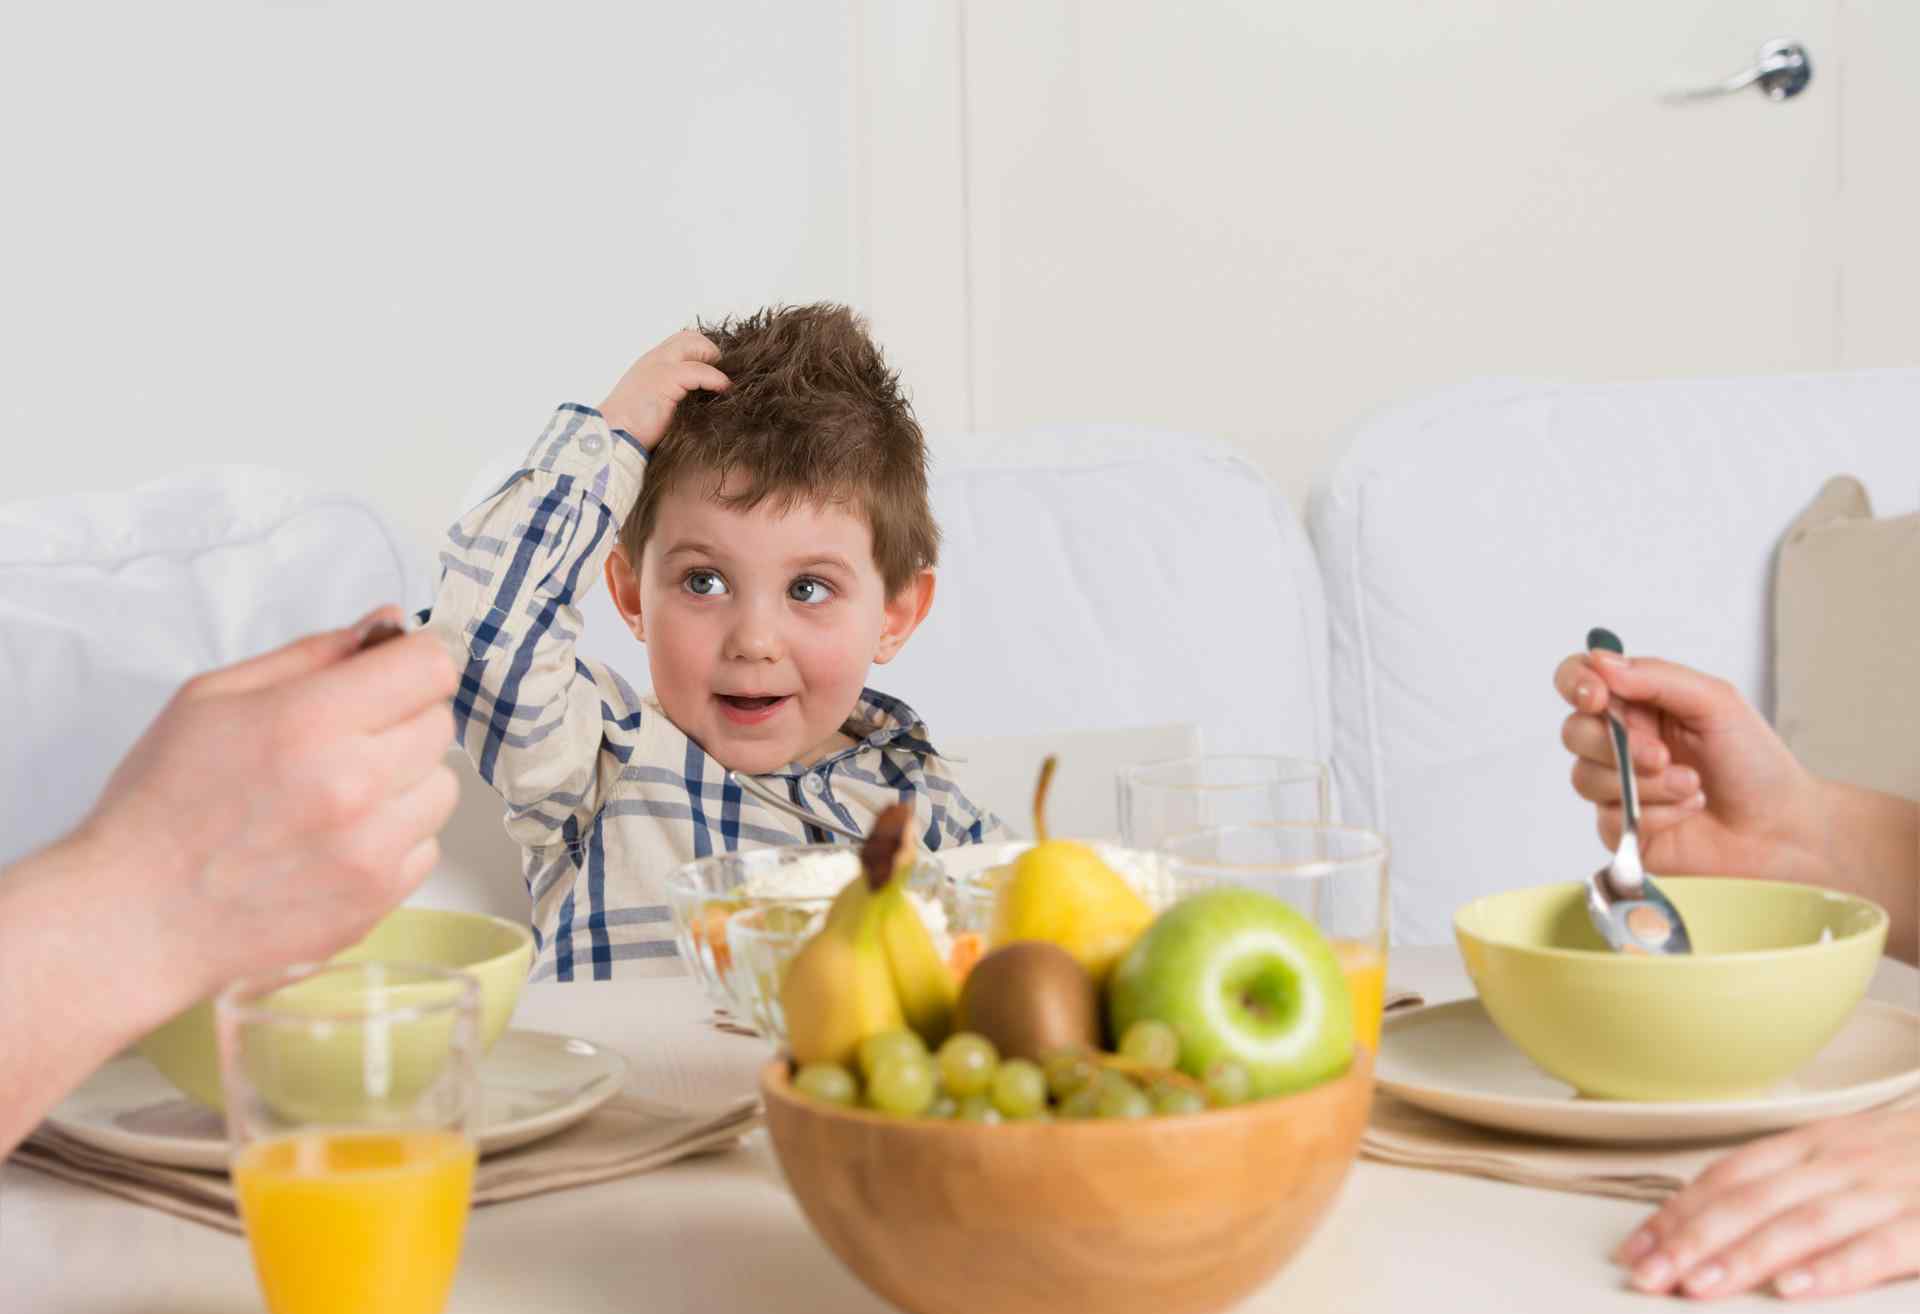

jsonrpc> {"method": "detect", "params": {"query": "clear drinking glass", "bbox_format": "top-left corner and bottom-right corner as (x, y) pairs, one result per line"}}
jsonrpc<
(723, 902), (823, 1044)
(216, 961), (481, 1314)
(1118, 754), (1330, 848)
(1161, 823), (1390, 1051)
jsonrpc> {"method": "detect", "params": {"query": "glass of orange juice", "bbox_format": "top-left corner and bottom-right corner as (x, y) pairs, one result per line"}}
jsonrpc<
(1119, 755), (1330, 848)
(1160, 823), (1390, 1053)
(215, 961), (481, 1314)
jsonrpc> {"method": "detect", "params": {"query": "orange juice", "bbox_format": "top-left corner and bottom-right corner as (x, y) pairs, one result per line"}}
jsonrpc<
(234, 1129), (475, 1314)
(1333, 940), (1388, 1052)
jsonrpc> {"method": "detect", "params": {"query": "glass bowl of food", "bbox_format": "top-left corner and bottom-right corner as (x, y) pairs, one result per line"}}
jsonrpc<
(666, 844), (956, 1010)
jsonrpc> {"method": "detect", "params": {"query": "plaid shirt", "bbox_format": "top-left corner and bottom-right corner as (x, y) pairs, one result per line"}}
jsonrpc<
(427, 404), (1008, 981)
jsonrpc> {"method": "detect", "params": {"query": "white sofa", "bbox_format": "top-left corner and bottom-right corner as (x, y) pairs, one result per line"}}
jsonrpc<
(7, 371), (1919, 945)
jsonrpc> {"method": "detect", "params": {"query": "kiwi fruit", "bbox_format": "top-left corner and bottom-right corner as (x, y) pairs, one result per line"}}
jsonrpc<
(956, 940), (1100, 1061)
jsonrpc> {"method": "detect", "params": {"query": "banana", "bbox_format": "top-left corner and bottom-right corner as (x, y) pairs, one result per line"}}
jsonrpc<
(875, 852), (956, 1047)
(780, 872), (903, 1067)
(777, 802), (957, 1063)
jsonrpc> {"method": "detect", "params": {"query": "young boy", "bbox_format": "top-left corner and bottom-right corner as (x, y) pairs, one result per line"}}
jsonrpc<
(429, 305), (1007, 981)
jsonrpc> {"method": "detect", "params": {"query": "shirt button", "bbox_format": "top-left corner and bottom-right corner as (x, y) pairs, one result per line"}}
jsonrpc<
(806, 771), (828, 796)
(579, 432), (604, 455)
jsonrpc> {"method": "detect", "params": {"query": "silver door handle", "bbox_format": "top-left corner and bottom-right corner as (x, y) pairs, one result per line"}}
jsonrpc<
(1668, 39), (1812, 102)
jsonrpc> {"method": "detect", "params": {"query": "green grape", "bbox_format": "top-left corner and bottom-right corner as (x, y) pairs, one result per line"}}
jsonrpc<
(867, 1055), (937, 1117)
(956, 1093), (1003, 1124)
(858, 1029), (927, 1081)
(1119, 1019), (1181, 1070)
(936, 1033), (999, 1098)
(1096, 1079), (1152, 1120)
(927, 1094), (959, 1120)
(792, 1062), (857, 1106)
(989, 1058), (1048, 1119)
(1205, 1059), (1252, 1107)
(1043, 1049), (1098, 1099)
(1151, 1084), (1208, 1117)
(1058, 1085), (1103, 1120)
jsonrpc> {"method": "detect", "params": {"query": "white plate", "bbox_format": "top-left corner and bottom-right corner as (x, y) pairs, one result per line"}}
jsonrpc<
(44, 1029), (628, 1171)
(1376, 999), (1920, 1145)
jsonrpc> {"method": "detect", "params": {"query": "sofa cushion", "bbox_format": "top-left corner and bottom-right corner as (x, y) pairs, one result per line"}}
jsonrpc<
(1311, 372), (1920, 945)
(0, 467), (422, 864)
(1774, 475), (1920, 801)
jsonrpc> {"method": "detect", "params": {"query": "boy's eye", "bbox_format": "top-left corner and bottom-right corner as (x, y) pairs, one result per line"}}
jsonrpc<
(788, 577), (834, 606)
(684, 570), (729, 597)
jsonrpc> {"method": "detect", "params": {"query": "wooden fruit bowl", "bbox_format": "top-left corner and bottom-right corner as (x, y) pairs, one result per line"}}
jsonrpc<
(761, 1052), (1374, 1314)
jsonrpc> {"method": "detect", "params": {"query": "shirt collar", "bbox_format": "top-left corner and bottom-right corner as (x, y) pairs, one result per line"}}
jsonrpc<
(772, 686), (940, 777)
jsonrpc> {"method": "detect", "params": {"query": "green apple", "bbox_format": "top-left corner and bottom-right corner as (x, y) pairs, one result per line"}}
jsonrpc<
(1107, 889), (1352, 1099)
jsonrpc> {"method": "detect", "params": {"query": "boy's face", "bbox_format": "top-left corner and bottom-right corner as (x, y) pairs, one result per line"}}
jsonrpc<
(609, 479), (933, 775)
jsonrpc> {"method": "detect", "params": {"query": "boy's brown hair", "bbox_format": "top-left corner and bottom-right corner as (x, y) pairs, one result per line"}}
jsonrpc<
(620, 304), (939, 594)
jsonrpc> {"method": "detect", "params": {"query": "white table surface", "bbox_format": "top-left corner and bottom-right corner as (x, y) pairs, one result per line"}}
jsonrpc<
(6, 945), (1917, 1313)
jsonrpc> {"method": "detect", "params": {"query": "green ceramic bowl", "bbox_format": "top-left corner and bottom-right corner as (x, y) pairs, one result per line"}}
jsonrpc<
(136, 906), (534, 1111)
(1455, 879), (1887, 1101)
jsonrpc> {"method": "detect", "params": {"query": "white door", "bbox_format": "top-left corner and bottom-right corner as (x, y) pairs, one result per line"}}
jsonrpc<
(897, 1), (1846, 499)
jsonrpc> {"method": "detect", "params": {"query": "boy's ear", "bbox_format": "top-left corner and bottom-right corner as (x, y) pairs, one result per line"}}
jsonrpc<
(605, 546), (648, 643)
(874, 569), (936, 665)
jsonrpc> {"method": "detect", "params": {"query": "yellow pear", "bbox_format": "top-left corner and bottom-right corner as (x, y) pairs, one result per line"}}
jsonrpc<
(989, 756), (1154, 984)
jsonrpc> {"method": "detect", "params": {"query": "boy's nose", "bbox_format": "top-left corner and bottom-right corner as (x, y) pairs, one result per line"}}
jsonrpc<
(723, 606), (784, 662)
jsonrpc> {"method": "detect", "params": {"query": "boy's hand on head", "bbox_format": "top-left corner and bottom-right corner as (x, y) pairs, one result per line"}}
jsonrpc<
(599, 330), (730, 451)
(1552, 649), (1826, 884)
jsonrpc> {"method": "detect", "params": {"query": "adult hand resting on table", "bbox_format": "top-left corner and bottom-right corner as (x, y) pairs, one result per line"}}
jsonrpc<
(1556, 646), (1920, 1299)
(0, 607), (459, 1156)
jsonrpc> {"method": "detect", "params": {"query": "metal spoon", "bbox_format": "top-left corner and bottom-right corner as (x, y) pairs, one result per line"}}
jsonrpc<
(1584, 627), (1694, 955)
(726, 770), (865, 843)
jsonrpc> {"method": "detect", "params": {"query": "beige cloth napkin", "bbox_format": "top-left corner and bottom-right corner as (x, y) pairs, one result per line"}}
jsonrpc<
(1360, 991), (1920, 1201)
(11, 1092), (761, 1237)
(1363, 1089), (1730, 1202)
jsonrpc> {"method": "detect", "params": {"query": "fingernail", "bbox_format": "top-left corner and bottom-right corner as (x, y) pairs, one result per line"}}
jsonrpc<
(1631, 1255), (1674, 1291)
(1616, 1229), (1655, 1264)
(1590, 650), (1626, 669)
(1686, 791), (1707, 810)
(1575, 682), (1593, 703)
(1683, 1263), (1725, 1296)
(1775, 1269), (1814, 1297)
(1671, 767), (1698, 792)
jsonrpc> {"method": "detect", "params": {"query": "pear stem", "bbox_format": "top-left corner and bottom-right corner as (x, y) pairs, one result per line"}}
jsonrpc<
(1032, 754), (1057, 844)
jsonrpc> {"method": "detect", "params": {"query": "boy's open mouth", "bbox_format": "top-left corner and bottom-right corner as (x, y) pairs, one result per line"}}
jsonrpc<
(716, 693), (791, 724)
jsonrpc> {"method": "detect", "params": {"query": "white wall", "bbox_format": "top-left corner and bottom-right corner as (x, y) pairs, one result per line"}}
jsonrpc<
(6, 2), (1912, 552)
(1, 2), (858, 552)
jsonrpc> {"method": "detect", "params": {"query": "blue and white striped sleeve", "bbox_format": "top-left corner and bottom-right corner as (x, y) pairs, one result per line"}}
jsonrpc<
(426, 404), (648, 850)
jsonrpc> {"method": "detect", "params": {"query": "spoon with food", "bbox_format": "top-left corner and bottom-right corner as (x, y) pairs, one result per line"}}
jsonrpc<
(1584, 627), (1694, 956)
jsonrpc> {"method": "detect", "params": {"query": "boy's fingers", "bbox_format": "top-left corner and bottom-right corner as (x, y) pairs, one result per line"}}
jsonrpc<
(674, 362), (730, 395)
(188, 606), (400, 698)
(669, 330), (722, 363)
